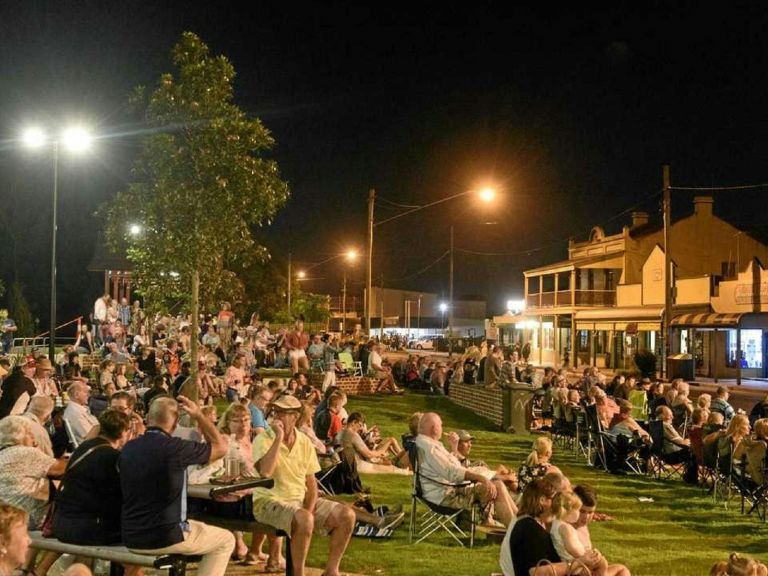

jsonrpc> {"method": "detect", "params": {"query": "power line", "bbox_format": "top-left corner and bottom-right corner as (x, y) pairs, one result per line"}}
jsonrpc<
(670, 183), (768, 191)
(387, 250), (449, 283)
(375, 195), (422, 210)
(453, 189), (662, 258)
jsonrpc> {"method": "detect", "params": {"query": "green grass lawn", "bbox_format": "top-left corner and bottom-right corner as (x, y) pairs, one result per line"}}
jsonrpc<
(299, 392), (766, 576)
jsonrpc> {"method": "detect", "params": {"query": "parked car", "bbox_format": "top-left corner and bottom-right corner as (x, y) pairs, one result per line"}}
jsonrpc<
(410, 336), (437, 350)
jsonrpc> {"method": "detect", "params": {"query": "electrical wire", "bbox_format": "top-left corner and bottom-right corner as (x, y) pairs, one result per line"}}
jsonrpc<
(670, 183), (768, 191)
(387, 250), (450, 283)
(375, 195), (422, 209)
(453, 189), (662, 258)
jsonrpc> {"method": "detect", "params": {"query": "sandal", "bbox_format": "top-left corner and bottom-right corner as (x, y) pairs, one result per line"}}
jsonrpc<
(264, 560), (287, 572)
(241, 552), (265, 566)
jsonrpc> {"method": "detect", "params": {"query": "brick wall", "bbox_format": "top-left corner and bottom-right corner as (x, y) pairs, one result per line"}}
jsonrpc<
(448, 383), (504, 428)
(308, 373), (378, 395)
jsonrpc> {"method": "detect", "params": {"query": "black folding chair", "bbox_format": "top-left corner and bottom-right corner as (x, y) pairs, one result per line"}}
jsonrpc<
(647, 420), (687, 480)
(407, 444), (476, 547)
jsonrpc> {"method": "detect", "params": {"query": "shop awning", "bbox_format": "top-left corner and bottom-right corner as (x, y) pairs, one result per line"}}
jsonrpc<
(574, 306), (663, 331)
(670, 312), (742, 328)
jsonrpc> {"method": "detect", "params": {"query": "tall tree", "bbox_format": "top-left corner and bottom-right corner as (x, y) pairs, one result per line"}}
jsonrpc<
(103, 32), (289, 396)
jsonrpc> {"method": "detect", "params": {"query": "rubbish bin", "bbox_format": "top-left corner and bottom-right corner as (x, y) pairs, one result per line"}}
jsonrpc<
(667, 353), (695, 381)
(503, 385), (535, 433)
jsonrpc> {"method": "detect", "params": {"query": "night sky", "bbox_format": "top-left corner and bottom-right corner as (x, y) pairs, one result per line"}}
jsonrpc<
(0, 2), (767, 328)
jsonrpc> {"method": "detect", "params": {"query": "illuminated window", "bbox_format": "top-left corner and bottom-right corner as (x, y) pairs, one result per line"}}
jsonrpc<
(727, 330), (763, 369)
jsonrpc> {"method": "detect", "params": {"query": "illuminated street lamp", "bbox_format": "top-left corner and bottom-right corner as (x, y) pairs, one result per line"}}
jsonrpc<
(439, 302), (448, 330)
(129, 223), (143, 236)
(366, 185), (499, 339)
(22, 125), (94, 360)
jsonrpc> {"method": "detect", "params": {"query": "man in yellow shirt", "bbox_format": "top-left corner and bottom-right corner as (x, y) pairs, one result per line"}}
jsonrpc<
(252, 394), (355, 576)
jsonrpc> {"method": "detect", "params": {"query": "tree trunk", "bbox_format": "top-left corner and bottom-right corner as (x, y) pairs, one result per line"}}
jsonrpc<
(188, 269), (200, 403)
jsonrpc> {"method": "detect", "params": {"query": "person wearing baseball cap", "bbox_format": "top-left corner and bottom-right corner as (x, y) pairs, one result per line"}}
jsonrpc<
(251, 394), (355, 576)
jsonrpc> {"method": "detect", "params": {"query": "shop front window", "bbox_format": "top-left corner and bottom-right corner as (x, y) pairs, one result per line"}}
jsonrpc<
(727, 329), (763, 369)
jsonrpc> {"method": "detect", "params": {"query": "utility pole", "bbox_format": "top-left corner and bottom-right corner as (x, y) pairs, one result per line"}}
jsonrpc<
(448, 224), (455, 358)
(342, 270), (347, 334)
(662, 165), (672, 379)
(287, 252), (292, 314)
(366, 188), (375, 336)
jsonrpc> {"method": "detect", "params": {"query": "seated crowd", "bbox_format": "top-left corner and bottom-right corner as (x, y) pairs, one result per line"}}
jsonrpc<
(1, 312), (761, 576)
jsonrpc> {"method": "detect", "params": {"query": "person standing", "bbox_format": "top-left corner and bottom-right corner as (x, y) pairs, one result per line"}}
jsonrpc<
(285, 319), (310, 374)
(92, 294), (110, 348)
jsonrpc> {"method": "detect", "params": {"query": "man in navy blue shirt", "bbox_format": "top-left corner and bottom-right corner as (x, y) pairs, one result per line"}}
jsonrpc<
(120, 395), (234, 576)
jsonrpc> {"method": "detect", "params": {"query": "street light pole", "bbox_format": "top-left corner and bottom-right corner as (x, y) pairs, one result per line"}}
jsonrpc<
(662, 165), (672, 379)
(287, 252), (292, 314)
(49, 142), (59, 361)
(448, 224), (454, 357)
(342, 270), (347, 334)
(366, 188), (375, 336)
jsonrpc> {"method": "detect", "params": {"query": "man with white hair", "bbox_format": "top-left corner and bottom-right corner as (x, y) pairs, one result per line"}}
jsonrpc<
(62, 382), (98, 445)
(415, 412), (516, 527)
(22, 396), (55, 456)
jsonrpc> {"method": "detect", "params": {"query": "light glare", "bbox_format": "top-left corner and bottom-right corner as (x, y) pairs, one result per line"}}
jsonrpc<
(22, 127), (47, 148)
(129, 224), (142, 235)
(297, 270), (306, 279)
(61, 127), (92, 152)
(439, 303), (448, 313)
(479, 187), (496, 202)
(346, 249), (358, 261)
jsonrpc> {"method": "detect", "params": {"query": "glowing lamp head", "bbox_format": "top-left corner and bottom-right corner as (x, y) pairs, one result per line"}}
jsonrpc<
(61, 127), (93, 152)
(22, 127), (47, 148)
(297, 271), (306, 279)
(346, 249), (358, 261)
(129, 224), (142, 236)
(478, 187), (496, 203)
(439, 303), (448, 313)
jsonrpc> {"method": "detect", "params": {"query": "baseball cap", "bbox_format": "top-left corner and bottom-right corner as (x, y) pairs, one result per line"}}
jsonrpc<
(456, 430), (474, 442)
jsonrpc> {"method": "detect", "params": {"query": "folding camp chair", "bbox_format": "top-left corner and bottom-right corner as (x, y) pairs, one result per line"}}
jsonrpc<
(647, 420), (687, 480)
(583, 404), (608, 470)
(63, 418), (80, 451)
(408, 444), (476, 547)
(338, 352), (363, 376)
(628, 389), (649, 423)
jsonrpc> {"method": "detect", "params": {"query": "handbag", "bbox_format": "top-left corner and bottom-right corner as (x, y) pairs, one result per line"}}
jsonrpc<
(41, 442), (110, 538)
(534, 559), (559, 576)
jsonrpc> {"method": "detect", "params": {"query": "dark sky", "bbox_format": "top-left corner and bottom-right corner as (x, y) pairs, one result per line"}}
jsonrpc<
(0, 1), (767, 326)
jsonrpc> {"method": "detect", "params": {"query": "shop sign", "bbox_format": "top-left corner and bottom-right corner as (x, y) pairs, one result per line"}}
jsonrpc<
(735, 282), (768, 304)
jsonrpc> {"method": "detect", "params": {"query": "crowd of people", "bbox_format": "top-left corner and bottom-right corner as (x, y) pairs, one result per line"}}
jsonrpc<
(0, 296), (764, 576)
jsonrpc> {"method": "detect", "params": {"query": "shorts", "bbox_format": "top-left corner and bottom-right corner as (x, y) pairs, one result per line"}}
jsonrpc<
(253, 497), (341, 535)
(440, 483), (481, 510)
(289, 349), (307, 361)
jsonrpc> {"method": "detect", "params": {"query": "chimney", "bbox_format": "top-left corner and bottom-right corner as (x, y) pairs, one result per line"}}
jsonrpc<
(630, 211), (649, 229)
(694, 196), (713, 218)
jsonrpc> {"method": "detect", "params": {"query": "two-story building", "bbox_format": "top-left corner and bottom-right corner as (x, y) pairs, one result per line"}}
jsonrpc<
(493, 196), (768, 382)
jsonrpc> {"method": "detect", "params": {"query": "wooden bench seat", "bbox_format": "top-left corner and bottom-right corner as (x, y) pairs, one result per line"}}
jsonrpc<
(187, 513), (293, 576)
(28, 531), (201, 575)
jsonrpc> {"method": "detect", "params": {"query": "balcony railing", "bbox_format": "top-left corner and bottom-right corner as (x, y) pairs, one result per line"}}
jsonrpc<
(526, 289), (616, 309)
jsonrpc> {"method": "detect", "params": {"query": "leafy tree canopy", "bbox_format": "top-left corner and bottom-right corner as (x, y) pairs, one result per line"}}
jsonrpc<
(103, 32), (289, 311)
